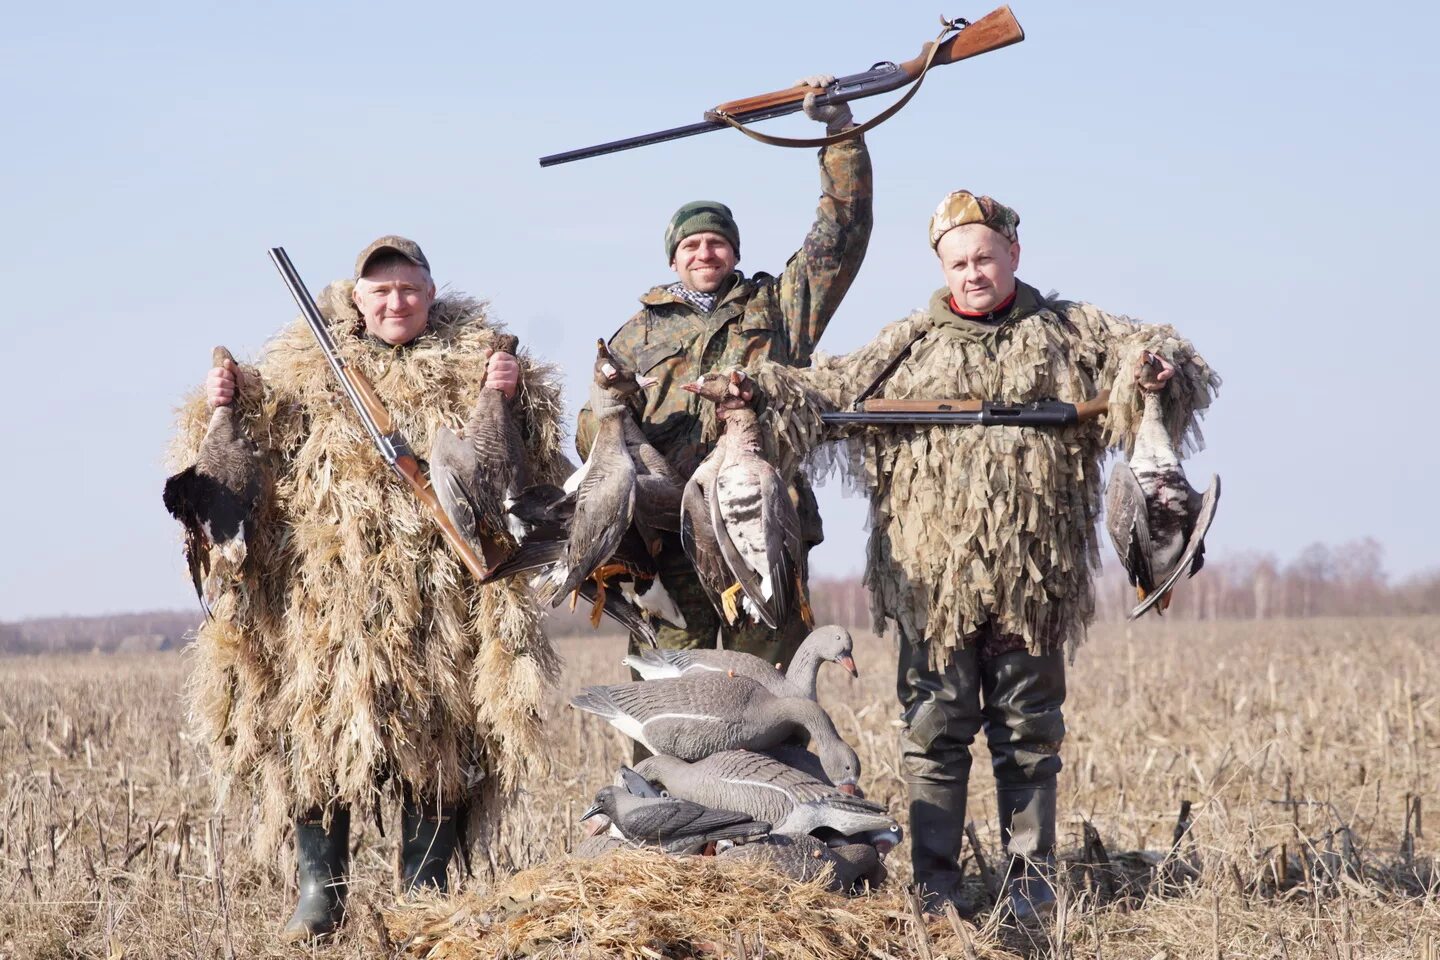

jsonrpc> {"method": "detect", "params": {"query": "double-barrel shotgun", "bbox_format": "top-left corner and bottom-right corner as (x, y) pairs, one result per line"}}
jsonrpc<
(821, 393), (1110, 427)
(540, 6), (1024, 167)
(267, 247), (505, 581)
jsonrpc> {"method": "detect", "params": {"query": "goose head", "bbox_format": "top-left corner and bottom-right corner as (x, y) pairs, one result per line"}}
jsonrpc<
(807, 625), (858, 678)
(681, 369), (754, 413)
(593, 339), (657, 399)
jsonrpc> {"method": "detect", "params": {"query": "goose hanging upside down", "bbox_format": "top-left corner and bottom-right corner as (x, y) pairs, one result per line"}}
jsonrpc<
(1106, 351), (1221, 618)
(680, 370), (811, 630)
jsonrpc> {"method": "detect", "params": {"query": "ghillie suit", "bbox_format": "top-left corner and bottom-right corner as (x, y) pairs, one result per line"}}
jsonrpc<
(168, 283), (568, 870)
(747, 278), (1219, 917)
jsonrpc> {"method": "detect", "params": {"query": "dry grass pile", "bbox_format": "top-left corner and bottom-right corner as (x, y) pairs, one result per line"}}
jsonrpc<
(1, 617), (1437, 959)
(384, 848), (1015, 960)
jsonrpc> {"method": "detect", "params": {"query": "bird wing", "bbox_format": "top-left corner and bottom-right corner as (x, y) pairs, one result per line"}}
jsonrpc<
(553, 447), (635, 602)
(634, 474), (683, 533)
(1105, 459), (1155, 593)
(430, 426), (486, 553)
(1129, 473), (1221, 619)
(578, 579), (658, 648)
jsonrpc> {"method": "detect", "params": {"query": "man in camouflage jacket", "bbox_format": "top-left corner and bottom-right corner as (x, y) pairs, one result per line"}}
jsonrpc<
(736, 191), (1219, 920)
(576, 77), (873, 667)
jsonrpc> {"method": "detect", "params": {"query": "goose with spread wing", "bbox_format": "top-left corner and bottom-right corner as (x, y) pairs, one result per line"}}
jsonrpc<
(1106, 351), (1220, 618)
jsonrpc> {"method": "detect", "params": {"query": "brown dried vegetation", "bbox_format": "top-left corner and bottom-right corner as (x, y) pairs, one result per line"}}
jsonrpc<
(1, 618), (1436, 959)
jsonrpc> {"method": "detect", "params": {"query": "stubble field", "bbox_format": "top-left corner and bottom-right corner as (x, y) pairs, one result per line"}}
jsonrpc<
(1, 617), (1436, 959)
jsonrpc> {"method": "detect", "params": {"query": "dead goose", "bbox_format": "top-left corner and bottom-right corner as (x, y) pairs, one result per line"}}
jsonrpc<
(631, 752), (896, 841)
(529, 341), (654, 608)
(430, 333), (530, 562)
(716, 835), (887, 894)
(580, 784), (770, 855)
(680, 370), (811, 629)
(162, 346), (261, 617)
(569, 673), (861, 789)
(623, 624), (856, 700)
(1106, 351), (1221, 619)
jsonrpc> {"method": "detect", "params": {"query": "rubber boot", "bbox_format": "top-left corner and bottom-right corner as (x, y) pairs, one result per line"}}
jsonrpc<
(400, 798), (459, 893)
(996, 781), (1057, 923)
(908, 780), (969, 911)
(280, 806), (350, 942)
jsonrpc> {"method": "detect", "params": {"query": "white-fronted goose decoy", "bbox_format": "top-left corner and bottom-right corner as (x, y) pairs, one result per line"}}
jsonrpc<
(569, 673), (861, 789)
(162, 346), (261, 617)
(580, 784), (770, 855)
(431, 333), (530, 560)
(632, 752), (897, 843)
(623, 624), (856, 700)
(1106, 352), (1221, 619)
(681, 371), (811, 629)
(716, 835), (887, 894)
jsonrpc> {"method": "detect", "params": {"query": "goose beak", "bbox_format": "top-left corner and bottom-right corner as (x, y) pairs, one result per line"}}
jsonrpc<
(579, 801), (603, 822)
(584, 814), (610, 837)
(636, 374), (659, 389)
(838, 654), (859, 678)
(680, 381), (702, 395)
(837, 782), (859, 797)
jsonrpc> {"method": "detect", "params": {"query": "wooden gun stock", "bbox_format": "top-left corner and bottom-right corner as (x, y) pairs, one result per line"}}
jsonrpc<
(712, 6), (1023, 117)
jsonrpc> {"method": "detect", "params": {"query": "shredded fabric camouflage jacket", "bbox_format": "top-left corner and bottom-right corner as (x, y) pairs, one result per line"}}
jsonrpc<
(746, 281), (1220, 659)
(575, 138), (873, 541)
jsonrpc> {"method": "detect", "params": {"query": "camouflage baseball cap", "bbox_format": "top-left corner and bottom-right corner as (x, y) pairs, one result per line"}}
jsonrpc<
(665, 201), (740, 263)
(354, 235), (431, 278)
(928, 191), (1020, 248)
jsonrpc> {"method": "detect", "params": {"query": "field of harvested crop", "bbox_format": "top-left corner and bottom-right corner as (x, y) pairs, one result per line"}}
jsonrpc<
(1, 617), (1436, 959)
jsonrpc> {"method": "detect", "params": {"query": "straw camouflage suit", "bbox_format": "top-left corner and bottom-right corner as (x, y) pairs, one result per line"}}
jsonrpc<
(169, 248), (567, 939)
(741, 191), (1220, 919)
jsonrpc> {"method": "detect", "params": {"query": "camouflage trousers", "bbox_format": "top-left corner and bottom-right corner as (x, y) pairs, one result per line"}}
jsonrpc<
(626, 534), (812, 670)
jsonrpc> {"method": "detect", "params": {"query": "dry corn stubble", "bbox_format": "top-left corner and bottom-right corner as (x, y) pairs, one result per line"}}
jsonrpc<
(0, 618), (1436, 959)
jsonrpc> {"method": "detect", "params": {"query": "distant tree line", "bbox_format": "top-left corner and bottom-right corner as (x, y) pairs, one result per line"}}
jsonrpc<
(4, 539), (1434, 654)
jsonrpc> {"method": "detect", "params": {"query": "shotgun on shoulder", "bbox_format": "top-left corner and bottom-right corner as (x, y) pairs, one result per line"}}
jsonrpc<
(267, 246), (504, 580)
(822, 391), (1110, 427)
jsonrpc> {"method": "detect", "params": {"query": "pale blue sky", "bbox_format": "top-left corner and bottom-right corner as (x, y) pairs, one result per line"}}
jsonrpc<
(2, 0), (1435, 619)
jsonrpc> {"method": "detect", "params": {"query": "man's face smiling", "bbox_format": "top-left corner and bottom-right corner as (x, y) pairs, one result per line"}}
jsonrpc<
(352, 260), (436, 345)
(671, 232), (738, 294)
(937, 223), (1021, 314)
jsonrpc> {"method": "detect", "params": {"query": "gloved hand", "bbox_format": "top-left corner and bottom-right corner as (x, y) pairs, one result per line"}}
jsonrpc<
(796, 74), (853, 135)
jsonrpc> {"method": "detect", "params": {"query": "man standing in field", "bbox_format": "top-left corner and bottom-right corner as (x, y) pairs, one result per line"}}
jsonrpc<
(575, 78), (873, 669)
(168, 237), (568, 941)
(736, 191), (1219, 919)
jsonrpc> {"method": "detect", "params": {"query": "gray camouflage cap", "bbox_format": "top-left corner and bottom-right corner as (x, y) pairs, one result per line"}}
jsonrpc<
(354, 235), (431, 278)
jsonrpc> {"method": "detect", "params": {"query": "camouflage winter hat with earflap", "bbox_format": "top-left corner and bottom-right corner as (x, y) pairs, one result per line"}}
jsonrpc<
(665, 201), (740, 263)
(928, 191), (1020, 248)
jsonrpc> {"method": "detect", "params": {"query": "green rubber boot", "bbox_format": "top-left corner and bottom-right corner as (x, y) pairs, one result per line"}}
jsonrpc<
(997, 782), (1057, 924)
(280, 806), (350, 942)
(399, 799), (459, 893)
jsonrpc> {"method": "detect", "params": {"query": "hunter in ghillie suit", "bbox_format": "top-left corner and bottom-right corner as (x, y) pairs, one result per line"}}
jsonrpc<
(167, 237), (568, 942)
(735, 191), (1220, 921)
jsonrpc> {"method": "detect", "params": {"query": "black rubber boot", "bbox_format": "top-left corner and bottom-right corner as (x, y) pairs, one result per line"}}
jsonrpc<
(400, 798), (460, 893)
(280, 806), (350, 942)
(908, 780), (970, 911)
(996, 781), (1057, 923)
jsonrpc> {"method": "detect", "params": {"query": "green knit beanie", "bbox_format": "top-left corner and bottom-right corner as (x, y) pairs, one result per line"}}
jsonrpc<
(664, 201), (740, 263)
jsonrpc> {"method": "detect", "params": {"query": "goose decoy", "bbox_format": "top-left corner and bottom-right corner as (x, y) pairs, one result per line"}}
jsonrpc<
(716, 835), (887, 894)
(431, 333), (530, 560)
(623, 624), (856, 700)
(162, 346), (261, 617)
(680, 371), (810, 629)
(569, 673), (861, 789)
(631, 752), (895, 841)
(580, 784), (770, 855)
(1106, 352), (1221, 619)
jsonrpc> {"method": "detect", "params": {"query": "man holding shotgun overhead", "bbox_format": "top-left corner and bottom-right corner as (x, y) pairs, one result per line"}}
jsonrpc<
(575, 78), (872, 672)
(731, 192), (1220, 920)
(167, 237), (568, 942)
